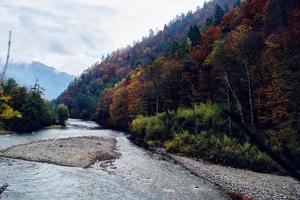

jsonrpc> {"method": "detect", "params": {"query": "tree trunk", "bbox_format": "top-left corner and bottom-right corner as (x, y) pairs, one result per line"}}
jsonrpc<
(191, 83), (196, 115)
(245, 63), (254, 126)
(257, 93), (262, 126)
(223, 72), (245, 124)
(226, 86), (232, 136)
(155, 96), (159, 115)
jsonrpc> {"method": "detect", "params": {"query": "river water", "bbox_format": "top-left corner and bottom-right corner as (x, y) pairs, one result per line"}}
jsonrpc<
(0, 119), (230, 200)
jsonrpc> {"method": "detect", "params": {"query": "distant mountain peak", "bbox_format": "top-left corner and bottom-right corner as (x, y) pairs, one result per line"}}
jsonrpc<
(3, 61), (75, 100)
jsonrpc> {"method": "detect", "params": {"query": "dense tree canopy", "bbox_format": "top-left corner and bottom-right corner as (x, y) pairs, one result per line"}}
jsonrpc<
(58, 0), (300, 174)
(1, 79), (70, 132)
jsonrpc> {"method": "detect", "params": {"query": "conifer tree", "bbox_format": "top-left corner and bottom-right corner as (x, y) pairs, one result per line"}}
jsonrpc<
(233, 0), (241, 8)
(214, 5), (225, 25)
(187, 25), (200, 47)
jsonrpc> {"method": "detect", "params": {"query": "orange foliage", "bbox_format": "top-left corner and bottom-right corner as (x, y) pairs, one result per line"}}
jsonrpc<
(222, 12), (234, 25)
(109, 81), (129, 127)
(201, 27), (221, 46)
(191, 48), (208, 61)
(127, 70), (145, 120)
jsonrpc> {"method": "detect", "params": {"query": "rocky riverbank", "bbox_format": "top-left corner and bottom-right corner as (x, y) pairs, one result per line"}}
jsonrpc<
(0, 136), (120, 168)
(168, 154), (300, 200)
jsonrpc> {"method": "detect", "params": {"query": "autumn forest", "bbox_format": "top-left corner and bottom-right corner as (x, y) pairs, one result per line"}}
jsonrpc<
(56, 0), (300, 177)
(0, 0), (300, 199)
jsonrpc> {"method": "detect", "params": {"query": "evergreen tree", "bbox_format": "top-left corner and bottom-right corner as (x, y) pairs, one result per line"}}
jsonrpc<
(233, 0), (241, 8)
(205, 16), (214, 27)
(214, 5), (225, 25)
(224, 4), (229, 13)
(187, 25), (200, 47)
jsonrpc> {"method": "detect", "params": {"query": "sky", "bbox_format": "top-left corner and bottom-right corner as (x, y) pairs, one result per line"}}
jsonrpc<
(0, 0), (204, 75)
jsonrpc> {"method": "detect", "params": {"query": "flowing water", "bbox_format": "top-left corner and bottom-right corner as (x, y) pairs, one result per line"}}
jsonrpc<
(0, 119), (230, 200)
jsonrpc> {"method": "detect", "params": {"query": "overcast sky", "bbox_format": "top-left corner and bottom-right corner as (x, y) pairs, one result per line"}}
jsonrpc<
(0, 0), (204, 75)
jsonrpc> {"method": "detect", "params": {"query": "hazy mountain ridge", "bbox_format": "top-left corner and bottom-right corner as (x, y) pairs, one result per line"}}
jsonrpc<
(3, 62), (75, 100)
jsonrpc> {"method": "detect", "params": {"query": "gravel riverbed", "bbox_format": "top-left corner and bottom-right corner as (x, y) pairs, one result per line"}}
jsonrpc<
(0, 136), (120, 168)
(169, 155), (300, 200)
(1, 132), (299, 200)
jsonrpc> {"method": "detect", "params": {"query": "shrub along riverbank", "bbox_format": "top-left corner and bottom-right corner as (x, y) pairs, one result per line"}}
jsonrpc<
(58, 0), (300, 176)
(131, 103), (279, 173)
(0, 79), (69, 133)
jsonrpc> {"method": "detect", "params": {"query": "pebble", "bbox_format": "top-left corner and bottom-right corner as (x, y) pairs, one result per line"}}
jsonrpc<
(168, 155), (300, 200)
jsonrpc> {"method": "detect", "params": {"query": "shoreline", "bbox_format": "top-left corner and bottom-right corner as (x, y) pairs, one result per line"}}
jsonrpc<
(0, 124), (66, 135)
(3, 122), (299, 199)
(155, 150), (300, 200)
(96, 122), (300, 199)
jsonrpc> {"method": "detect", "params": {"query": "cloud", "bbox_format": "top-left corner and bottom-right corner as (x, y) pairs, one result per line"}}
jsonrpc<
(0, 0), (204, 75)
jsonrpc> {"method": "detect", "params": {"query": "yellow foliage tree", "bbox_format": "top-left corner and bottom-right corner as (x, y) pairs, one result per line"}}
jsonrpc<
(0, 90), (21, 130)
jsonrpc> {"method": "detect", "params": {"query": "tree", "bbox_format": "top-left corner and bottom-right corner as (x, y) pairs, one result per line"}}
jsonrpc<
(144, 58), (164, 114)
(224, 4), (230, 13)
(3, 80), (57, 132)
(181, 57), (202, 108)
(94, 88), (114, 126)
(219, 25), (254, 126)
(109, 81), (129, 128)
(205, 16), (214, 27)
(0, 90), (21, 129)
(187, 25), (200, 47)
(127, 69), (146, 121)
(233, 0), (241, 8)
(265, 0), (288, 34)
(214, 5), (225, 25)
(162, 60), (183, 110)
(201, 27), (221, 49)
(238, 32), (265, 126)
(57, 104), (69, 126)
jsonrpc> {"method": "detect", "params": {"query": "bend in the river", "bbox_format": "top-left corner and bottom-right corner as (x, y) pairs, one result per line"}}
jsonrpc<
(0, 119), (230, 200)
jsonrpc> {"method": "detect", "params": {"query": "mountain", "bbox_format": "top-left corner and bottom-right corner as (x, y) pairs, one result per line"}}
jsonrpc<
(58, 0), (235, 119)
(58, 0), (300, 175)
(3, 62), (75, 100)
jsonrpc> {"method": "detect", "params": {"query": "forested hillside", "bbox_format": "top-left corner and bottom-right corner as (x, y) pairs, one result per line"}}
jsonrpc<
(58, 0), (234, 119)
(59, 0), (300, 174)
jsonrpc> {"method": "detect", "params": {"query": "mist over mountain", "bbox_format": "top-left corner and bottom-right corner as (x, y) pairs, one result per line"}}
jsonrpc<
(2, 62), (75, 100)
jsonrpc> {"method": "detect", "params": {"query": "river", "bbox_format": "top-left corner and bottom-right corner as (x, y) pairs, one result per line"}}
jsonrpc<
(0, 119), (230, 200)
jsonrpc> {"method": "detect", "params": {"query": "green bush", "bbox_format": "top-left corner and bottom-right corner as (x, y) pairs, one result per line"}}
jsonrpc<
(144, 114), (166, 141)
(131, 113), (170, 144)
(164, 131), (279, 172)
(164, 131), (197, 154)
(56, 104), (70, 126)
(174, 103), (226, 135)
(131, 103), (280, 172)
(131, 115), (148, 143)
